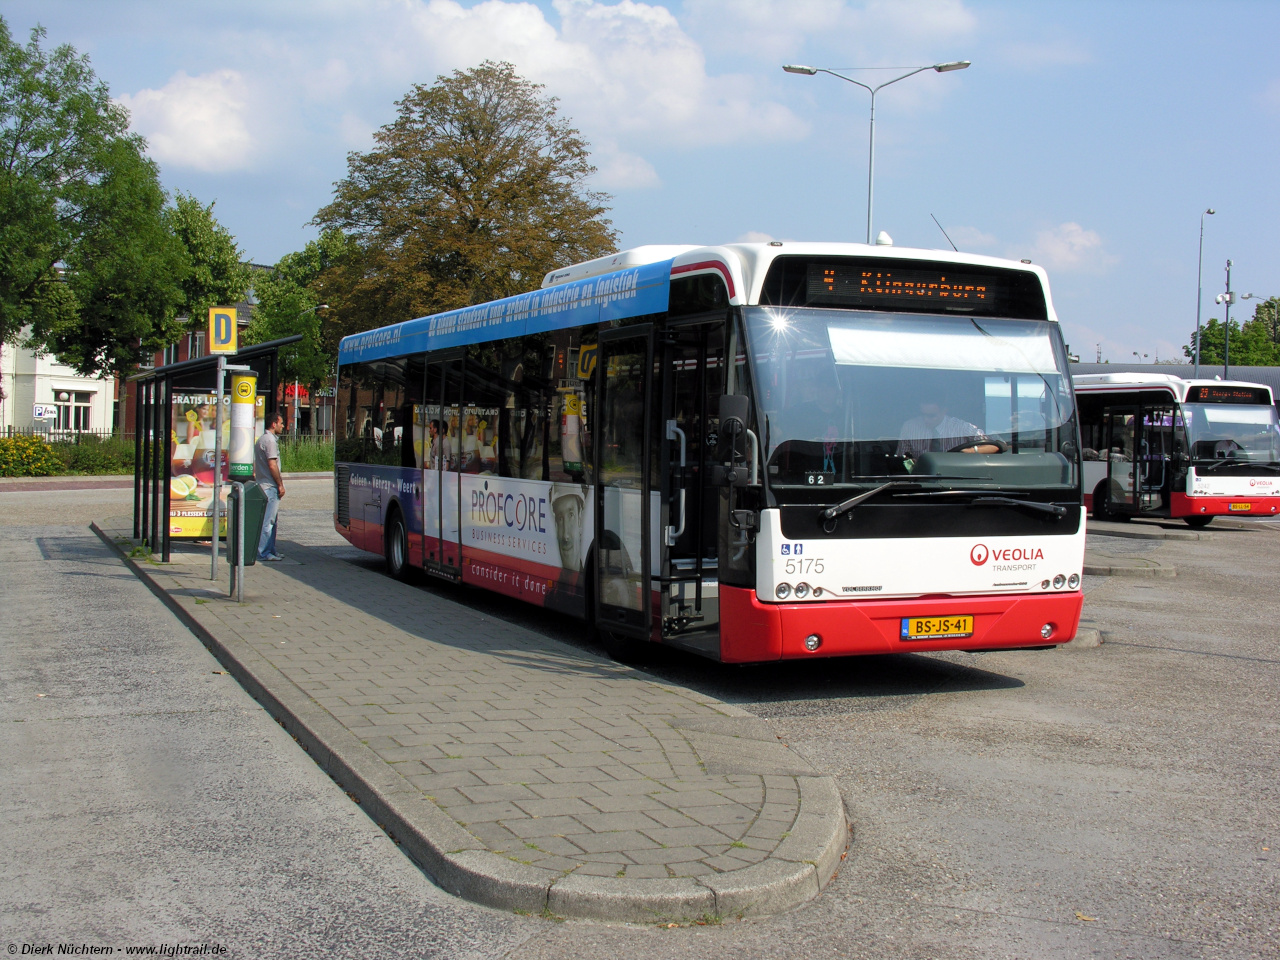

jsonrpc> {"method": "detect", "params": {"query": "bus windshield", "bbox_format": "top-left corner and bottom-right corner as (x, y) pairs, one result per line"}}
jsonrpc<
(744, 307), (1078, 492)
(1183, 402), (1280, 463)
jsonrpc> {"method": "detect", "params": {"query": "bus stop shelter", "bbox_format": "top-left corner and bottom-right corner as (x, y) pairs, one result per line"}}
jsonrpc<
(130, 336), (301, 561)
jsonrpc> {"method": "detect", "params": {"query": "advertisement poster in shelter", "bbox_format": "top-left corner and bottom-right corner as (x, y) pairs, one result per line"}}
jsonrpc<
(169, 391), (266, 538)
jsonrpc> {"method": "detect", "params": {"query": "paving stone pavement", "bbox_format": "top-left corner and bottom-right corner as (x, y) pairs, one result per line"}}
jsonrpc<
(94, 517), (849, 922)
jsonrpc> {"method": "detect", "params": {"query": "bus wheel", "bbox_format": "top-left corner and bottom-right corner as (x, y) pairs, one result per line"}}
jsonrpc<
(1184, 515), (1213, 528)
(600, 629), (653, 664)
(1091, 481), (1129, 522)
(385, 510), (411, 581)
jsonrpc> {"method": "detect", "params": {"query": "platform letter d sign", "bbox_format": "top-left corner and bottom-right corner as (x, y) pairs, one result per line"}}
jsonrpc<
(209, 306), (238, 354)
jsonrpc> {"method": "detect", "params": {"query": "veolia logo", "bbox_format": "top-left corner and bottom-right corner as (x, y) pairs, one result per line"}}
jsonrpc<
(971, 544), (1046, 565)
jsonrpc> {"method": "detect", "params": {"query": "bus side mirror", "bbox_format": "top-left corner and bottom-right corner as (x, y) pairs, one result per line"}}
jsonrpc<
(719, 394), (750, 438)
(713, 394), (751, 487)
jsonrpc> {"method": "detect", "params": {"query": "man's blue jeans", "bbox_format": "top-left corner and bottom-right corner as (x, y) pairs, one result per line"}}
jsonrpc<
(257, 482), (279, 559)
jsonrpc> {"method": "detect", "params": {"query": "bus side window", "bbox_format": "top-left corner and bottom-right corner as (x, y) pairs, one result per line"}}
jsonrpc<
(463, 345), (507, 476)
(336, 363), (370, 464)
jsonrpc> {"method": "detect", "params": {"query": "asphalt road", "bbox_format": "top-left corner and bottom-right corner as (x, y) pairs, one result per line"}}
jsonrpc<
(0, 516), (537, 959)
(4, 479), (1277, 958)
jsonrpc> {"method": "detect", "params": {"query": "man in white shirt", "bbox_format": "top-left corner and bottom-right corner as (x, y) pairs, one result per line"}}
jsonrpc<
(254, 412), (287, 561)
(898, 400), (997, 458)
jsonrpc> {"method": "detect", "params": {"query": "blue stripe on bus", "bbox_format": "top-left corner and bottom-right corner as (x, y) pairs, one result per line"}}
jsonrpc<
(338, 259), (674, 364)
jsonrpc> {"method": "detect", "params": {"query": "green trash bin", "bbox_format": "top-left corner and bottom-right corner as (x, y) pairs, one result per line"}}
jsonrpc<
(227, 480), (269, 569)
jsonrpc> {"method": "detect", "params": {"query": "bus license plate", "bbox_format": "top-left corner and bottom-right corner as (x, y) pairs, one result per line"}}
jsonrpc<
(1228, 502), (1251, 512)
(901, 615), (974, 640)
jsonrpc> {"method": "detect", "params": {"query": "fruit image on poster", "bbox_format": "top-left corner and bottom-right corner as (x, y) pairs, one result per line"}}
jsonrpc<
(169, 391), (266, 538)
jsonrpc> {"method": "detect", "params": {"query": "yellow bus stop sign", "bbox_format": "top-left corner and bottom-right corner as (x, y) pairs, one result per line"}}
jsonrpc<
(209, 307), (238, 354)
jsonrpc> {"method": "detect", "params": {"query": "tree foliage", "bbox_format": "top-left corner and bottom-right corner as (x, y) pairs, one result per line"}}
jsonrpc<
(244, 230), (354, 434)
(0, 17), (225, 424)
(0, 18), (139, 346)
(314, 61), (617, 330)
(42, 140), (188, 382)
(1184, 299), (1280, 367)
(166, 191), (250, 325)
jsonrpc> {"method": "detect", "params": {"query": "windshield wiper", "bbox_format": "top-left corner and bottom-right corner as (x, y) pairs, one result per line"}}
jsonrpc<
(969, 496), (1069, 519)
(819, 480), (919, 520)
(1194, 459), (1280, 473)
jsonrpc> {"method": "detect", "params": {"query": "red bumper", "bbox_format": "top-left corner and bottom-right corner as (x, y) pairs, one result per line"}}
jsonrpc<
(718, 585), (1083, 663)
(1170, 492), (1280, 517)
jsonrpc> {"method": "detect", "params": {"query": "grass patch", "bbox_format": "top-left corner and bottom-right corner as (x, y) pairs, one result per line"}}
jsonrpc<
(278, 436), (334, 473)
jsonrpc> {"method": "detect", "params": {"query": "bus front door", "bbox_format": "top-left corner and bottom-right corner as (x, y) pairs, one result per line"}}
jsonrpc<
(658, 321), (725, 653)
(594, 327), (654, 641)
(1107, 406), (1139, 515)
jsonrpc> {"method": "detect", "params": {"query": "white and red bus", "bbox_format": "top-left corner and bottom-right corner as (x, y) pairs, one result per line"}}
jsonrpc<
(1074, 373), (1280, 527)
(334, 242), (1086, 661)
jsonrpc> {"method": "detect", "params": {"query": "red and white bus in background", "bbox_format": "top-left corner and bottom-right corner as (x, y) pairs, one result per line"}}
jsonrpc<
(1074, 373), (1280, 527)
(334, 242), (1087, 662)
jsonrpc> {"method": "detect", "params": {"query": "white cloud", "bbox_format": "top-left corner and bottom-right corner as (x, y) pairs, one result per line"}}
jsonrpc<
(735, 230), (776, 242)
(685, 0), (977, 69)
(945, 225), (996, 250)
(118, 70), (255, 172)
(397, 0), (806, 149)
(1021, 222), (1116, 273)
(592, 142), (662, 189)
(1262, 78), (1280, 113)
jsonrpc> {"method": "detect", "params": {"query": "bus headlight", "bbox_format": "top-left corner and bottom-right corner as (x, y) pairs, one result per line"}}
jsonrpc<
(1053, 574), (1066, 589)
(804, 634), (822, 651)
(1067, 573), (1080, 589)
(1041, 623), (1054, 639)
(794, 582), (811, 599)
(775, 583), (792, 600)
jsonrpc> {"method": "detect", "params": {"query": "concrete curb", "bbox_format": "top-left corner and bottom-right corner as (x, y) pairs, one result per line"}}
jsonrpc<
(1087, 520), (1207, 542)
(1082, 556), (1176, 578)
(92, 521), (851, 923)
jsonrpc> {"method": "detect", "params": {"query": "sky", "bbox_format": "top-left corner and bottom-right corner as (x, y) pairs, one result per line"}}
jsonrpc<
(5, 0), (1279, 363)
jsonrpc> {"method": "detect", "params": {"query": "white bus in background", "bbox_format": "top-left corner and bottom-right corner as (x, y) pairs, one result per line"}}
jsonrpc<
(1073, 373), (1280, 527)
(335, 241), (1087, 662)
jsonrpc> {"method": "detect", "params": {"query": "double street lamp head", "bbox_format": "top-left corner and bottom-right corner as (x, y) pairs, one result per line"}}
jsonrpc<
(782, 61), (970, 76)
(781, 58), (971, 244)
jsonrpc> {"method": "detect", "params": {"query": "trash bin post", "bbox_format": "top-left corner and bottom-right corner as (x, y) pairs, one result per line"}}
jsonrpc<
(236, 480), (246, 603)
(228, 482), (242, 599)
(227, 480), (268, 601)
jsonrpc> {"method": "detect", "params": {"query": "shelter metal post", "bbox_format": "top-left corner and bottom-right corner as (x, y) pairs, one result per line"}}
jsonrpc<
(162, 375), (172, 562)
(133, 380), (142, 539)
(211, 355), (225, 581)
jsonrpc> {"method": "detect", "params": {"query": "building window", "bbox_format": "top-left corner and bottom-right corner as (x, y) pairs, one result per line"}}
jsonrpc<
(55, 392), (94, 431)
(192, 332), (205, 359)
(162, 343), (180, 366)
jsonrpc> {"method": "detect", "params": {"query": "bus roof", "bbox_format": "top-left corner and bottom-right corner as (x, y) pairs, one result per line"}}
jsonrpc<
(1072, 372), (1276, 403)
(339, 241), (1056, 365)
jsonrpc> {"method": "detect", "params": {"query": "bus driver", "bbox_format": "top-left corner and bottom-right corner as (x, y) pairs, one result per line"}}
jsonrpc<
(898, 396), (999, 458)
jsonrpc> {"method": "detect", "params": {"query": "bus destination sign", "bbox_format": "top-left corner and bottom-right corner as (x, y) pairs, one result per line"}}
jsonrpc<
(808, 263), (993, 309)
(1187, 385), (1270, 404)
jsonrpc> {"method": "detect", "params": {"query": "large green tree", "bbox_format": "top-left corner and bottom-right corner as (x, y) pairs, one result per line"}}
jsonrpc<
(244, 230), (355, 435)
(0, 18), (192, 422)
(314, 61), (617, 328)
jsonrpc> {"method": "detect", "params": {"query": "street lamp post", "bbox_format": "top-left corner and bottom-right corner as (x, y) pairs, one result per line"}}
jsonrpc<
(1214, 260), (1235, 380)
(1193, 208), (1215, 377)
(784, 60), (971, 244)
